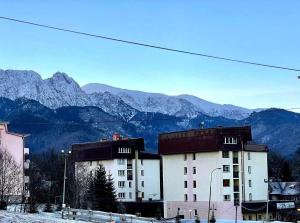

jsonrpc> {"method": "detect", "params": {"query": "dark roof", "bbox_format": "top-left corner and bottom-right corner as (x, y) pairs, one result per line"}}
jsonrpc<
(139, 152), (161, 160)
(245, 144), (268, 152)
(269, 182), (300, 196)
(71, 138), (145, 162)
(159, 126), (252, 155)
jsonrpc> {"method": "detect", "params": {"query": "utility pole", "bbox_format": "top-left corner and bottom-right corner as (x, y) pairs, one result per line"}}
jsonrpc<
(61, 149), (71, 218)
(264, 179), (270, 222)
(207, 167), (221, 223)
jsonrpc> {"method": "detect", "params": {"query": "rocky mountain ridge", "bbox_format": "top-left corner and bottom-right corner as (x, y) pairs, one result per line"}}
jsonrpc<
(0, 69), (258, 120)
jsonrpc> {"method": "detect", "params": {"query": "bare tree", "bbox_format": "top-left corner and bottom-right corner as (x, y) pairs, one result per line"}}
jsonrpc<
(69, 162), (91, 208)
(0, 147), (23, 208)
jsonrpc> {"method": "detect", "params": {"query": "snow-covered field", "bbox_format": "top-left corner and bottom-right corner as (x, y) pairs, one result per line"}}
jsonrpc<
(0, 211), (85, 223)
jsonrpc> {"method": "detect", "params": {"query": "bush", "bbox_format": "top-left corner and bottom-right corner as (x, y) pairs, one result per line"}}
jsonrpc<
(0, 201), (7, 210)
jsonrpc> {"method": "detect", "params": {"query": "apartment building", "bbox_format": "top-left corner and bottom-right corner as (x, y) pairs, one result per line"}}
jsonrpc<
(71, 134), (161, 202)
(159, 126), (268, 220)
(0, 122), (30, 203)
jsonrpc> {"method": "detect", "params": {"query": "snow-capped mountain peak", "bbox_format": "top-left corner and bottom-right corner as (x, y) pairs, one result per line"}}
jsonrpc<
(0, 69), (258, 120)
(82, 83), (255, 119)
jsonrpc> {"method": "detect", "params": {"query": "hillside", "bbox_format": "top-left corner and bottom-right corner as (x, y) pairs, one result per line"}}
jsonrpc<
(0, 97), (299, 156)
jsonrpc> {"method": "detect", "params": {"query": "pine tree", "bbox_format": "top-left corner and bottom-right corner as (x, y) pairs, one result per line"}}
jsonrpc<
(87, 165), (117, 212)
(281, 161), (293, 181)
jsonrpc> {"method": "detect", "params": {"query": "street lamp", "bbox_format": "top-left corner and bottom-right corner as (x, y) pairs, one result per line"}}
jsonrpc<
(264, 179), (270, 222)
(207, 167), (221, 223)
(61, 149), (71, 211)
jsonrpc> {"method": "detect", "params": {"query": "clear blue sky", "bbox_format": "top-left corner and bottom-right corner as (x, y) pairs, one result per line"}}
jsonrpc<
(0, 1), (300, 109)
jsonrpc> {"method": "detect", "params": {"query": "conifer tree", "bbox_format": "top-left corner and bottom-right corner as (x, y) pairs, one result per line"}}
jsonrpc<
(87, 165), (117, 212)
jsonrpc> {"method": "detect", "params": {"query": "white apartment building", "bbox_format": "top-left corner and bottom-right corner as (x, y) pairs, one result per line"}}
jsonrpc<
(159, 126), (268, 220)
(72, 134), (161, 202)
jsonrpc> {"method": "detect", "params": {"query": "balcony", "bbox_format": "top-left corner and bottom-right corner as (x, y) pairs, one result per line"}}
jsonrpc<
(24, 147), (29, 155)
(24, 160), (30, 170)
(233, 171), (239, 178)
(233, 186), (239, 192)
(233, 157), (239, 164)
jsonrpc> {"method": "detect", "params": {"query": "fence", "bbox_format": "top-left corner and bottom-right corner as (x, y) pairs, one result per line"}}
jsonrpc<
(62, 208), (160, 223)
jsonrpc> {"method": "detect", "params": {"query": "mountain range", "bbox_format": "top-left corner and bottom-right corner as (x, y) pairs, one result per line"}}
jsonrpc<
(0, 69), (299, 157)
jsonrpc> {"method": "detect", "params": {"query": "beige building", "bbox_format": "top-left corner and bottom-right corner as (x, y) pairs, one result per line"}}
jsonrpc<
(159, 126), (268, 220)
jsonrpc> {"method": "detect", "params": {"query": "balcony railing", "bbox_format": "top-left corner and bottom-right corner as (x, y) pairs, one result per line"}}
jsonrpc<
(233, 157), (239, 164)
(233, 171), (239, 178)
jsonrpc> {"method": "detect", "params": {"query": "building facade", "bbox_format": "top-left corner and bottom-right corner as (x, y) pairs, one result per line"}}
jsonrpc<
(159, 126), (268, 220)
(72, 134), (161, 202)
(0, 122), (30, 203)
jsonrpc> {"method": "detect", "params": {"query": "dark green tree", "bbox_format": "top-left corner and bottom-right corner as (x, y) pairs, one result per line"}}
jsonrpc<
(281, 161), (293, 182)
(291, 147), (300, 180)
(268, 151), (286, 180)
(87, 165), (116, 212)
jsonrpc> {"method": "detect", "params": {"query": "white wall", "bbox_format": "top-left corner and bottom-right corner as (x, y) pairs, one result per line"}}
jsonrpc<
(162, 150), (268, 219)
(244, 151), (268, 201)
(77, 158), (160, 202)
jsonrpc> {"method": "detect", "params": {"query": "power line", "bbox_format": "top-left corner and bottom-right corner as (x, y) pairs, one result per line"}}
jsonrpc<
(0, 16), (300, 72)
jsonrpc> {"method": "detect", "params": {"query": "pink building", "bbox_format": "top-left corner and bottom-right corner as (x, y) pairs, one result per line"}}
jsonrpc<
(0, 122), (30, 203)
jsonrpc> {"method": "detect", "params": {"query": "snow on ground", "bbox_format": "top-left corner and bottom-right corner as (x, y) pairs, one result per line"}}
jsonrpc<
(0, 211), (86, 223)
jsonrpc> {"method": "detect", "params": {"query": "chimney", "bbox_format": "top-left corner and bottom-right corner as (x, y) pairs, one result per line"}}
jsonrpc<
(112, 133), (121, 141)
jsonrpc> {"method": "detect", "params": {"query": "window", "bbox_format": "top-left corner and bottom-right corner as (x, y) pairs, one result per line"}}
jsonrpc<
(184, 194), (188, 201)
(249, 193), (252, 201)
(223, 165), (230, 172)
(141, 192), (144, 198)
(222, 151), (229, 158)
(184, 167), (187, 175)
(193, 194), (197, 202)
(224, 137), (238, 144)
(127, 159), (132, 168)
(89, 161), (93, 166)
(118, 147), (131, 154)
(193, 153), (196, 160)
(118, 181), (125, 188)
(249, 180), (252, 187)
(89, 171), (93, 177)
(258, 215), (262, 220)
(193, 167), (196, 174)
(141, 159), (144, 165)
(184, 154), (187, 161)
(129, 182), (132, 188)
(248, 166), (251, 174)
(118, 193), (125, 199)
(129, 192), (132, 199)
(118, 159), (125, 165)
(184, 181), (187, 188)
(224, 195), (231, 201)
(127, 170), (133, 180)
(141, 170), (144, 176)
(194, 209), (198, 216)
(247, 152), (251, 160)
(118, 170), (125, 176)
(141, 181), (144, 187)
(223, 179), (230, 187)
(193, 180), (197, 188)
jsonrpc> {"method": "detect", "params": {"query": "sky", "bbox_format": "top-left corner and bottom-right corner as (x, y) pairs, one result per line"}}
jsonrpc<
(0, 1), (300, 109)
